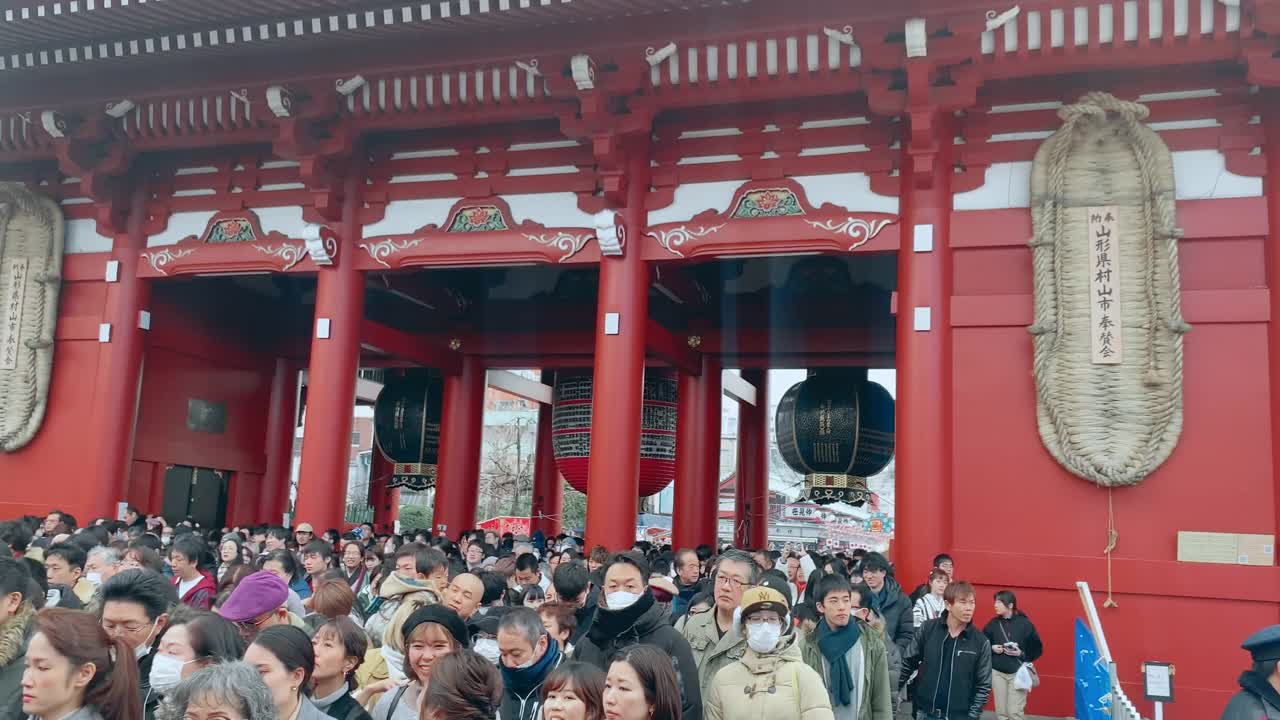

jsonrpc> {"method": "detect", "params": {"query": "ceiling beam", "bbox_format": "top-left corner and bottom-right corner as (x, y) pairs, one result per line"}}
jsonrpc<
(722, 370), (757, 406)
(487, 370), (553, 405)
(360, 319), (463, 375)
(645, 319), (702, 376)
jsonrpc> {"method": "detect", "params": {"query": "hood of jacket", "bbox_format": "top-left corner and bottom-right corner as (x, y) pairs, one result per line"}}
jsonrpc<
(1240, 670), (1280, 712)
(738, 629), (804, 674)
(379, 573), (438, 600)
(0, 603), (33, 667)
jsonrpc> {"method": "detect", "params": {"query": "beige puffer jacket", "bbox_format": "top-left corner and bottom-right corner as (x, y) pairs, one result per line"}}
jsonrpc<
(704, 630), (834, 720)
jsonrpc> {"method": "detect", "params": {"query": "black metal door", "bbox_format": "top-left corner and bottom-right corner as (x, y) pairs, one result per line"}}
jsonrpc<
(189, 469), (227, 530)
(161, 466), (194, 526)
(161, 465), (229, 529)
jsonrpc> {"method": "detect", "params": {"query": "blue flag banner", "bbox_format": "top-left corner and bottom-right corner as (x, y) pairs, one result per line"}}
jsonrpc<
(1075, 617), (1112, 720)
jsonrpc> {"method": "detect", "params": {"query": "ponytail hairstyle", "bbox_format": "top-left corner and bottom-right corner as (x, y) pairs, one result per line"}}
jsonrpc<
(994, 590), (1024, 616)
(35, 608), (141, 720)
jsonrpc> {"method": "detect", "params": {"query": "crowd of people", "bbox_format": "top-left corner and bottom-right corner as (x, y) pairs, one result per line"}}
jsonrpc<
(0, 507), (1050, 720)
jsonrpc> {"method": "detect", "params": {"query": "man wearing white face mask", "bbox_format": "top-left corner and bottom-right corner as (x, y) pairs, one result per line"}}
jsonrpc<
(571, 550), (704, 720)
(497, 607), (564, 720)
(99, 568), (178, 720)
(704, 586), (834, 720)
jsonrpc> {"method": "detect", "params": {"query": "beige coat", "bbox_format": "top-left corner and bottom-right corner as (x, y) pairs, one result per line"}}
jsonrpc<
(704, 631), (834, 720)
(680, 608), (747, 698)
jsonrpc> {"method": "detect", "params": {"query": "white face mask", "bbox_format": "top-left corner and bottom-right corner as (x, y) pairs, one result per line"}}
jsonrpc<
(474, 638), (500, 665)
(85, 572), (102, 588)
(134, 620), (159, 660)
(605, 591), (642, 610)
(148, 653), (190, 692)
(746, 622), (782, 654)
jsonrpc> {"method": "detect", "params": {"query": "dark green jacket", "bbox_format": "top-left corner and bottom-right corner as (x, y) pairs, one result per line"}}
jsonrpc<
(800, 617), (893, 720)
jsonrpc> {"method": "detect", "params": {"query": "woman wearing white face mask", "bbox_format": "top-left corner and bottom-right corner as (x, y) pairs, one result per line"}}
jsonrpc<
(149, 608), (246, 696)
(703, 587), (834, 720)
(570, 552), (704, 720)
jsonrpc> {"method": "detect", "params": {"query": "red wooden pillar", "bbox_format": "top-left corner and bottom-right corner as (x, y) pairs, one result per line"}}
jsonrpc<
(894, 111), (954, 585)
(90, 178), (152, 521)
(294, 161), (366, 533)
(1264, 113), (1280, 548)
(531, 370), (563, 537)
(674, 354), (722, 549)
(734, 369), (769, 549)
(697, 356), (724, 547)
(432, 355), (485, 539)
(260, 358), (298, 524)
(584, 141), (652, 551)
(369, 449), (399, 534)
(672, 367), (703, 549)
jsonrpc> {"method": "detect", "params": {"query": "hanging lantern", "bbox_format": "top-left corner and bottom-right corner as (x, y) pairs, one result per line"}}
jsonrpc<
(775, 368), (895, 506)
(552, 369), (678, 497)
(373, 369), (444, 491)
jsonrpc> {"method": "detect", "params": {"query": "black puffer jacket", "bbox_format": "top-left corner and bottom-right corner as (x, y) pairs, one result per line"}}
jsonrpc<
(899, 613), (992, 720)
(982, 613), (1043, 675)
(1223, 670), (1280, 720)
(573, 591), (703, 720)
(869, 577), (914, 653)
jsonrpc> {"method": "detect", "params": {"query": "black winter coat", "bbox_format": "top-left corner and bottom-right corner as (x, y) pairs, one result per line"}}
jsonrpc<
(573, 592), (703, 720)
(870, 577), (914, 653)
(982, 614), (1043, 675)
(323, 692), (374, 720)
(899, 613), (993, 720)
(1222, 670), (1280, 720)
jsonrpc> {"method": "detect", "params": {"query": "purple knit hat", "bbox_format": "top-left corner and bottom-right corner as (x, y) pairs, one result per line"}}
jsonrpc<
(217, 571), (288, 622)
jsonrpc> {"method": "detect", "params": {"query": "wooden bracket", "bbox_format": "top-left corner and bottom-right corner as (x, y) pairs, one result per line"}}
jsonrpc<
(268, 81), (355, 222)
(44, 111), (133, 234)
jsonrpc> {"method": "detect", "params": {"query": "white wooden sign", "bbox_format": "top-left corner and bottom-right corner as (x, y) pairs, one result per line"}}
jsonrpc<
(1, 258), (29, 370)
(1087, 207), (1122, 365)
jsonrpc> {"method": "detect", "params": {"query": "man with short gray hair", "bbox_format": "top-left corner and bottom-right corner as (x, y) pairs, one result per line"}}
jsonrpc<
(680, 548), (761, 696)
(497, 606), (563, 720)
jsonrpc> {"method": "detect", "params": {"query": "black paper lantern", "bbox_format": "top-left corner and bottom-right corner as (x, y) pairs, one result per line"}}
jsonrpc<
(373, 369), (444, 491)
(774, 368), (895, 505)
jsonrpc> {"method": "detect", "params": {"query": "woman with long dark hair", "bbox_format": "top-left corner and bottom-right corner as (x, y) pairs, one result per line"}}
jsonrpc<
(420, 650), (502, 720)
(21, 608), (141, 719)
(216, 536), (245, 583)
(245, 624), (329, 720)
(541, 661), (605, 720)
(604, 645), (682, 720)
(311, 617), (372, 720)
(983, 590), (1044, 720)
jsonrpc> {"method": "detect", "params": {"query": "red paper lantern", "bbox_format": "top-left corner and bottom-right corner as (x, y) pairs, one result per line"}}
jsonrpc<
(551, 369), (678, 497)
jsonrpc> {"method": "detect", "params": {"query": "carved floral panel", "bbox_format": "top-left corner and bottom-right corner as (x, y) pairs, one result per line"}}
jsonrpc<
(447, 205), (508, 233)
(731, 188), (804, 218)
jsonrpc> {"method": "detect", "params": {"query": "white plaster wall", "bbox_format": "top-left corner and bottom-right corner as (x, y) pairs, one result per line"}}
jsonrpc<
(503, 191), (595, 227)
(364, 192), (595, 237)
(953, 149), (1261, 211)
(794, 172), (899, 214)
(145, 206), (307, 246)
(63, 218), (113, 254)
(147, 210), (216, 247)
(255, 206), (306, 237)
(647, 180), (742, 226)
(362, 198), (460, 237)
(647, 173), (898, 226)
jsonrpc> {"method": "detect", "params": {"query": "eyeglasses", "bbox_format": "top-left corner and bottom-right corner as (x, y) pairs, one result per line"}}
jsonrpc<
(233, 613), (274, 634)
(714, 574), (750, 589)
(101, 619), (150, 635)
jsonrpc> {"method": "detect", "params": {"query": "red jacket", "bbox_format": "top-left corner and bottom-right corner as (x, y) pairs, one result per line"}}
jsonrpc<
(173, 571), (217, 611)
